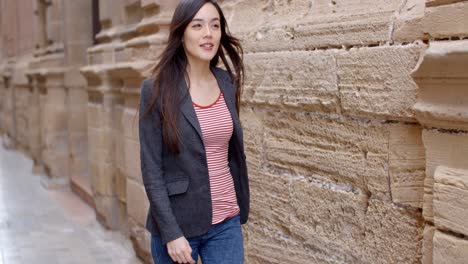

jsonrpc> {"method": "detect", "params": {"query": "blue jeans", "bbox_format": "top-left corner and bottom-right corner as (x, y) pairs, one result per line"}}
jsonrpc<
(151, 214), (244, 264)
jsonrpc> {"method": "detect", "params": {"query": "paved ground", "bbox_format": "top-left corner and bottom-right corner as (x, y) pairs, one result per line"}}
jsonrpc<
(0, 137), (143, 264)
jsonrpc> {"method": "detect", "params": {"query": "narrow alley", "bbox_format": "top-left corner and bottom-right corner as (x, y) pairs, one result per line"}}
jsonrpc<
(0, 137), (143, 264)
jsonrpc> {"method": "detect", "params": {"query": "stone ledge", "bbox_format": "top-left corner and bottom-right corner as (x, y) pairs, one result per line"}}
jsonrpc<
(412, 40), (468, 131)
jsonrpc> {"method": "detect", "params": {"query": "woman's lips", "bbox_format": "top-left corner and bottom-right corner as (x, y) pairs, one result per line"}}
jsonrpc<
(200, 43), (214, 51)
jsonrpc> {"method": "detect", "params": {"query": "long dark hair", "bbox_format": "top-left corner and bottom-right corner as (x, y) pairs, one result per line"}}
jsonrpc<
(142, 0), (244, 154)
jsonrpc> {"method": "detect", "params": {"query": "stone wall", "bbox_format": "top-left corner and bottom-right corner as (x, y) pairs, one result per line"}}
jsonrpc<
(1, 0), (468, 263)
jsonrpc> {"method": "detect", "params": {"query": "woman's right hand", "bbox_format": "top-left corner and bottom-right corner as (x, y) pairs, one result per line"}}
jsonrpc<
(167, 236), (196, 264)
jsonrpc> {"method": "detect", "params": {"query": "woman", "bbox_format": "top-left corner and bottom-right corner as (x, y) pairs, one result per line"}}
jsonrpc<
(138, 0), (249, 263)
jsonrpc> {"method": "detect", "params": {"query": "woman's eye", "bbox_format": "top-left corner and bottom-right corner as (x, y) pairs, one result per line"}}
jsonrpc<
(212, 24), (220, 29)
(192, 24), (202, 28)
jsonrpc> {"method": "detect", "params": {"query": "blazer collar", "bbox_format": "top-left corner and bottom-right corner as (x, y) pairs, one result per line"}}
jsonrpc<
(179, 67), (240, 143)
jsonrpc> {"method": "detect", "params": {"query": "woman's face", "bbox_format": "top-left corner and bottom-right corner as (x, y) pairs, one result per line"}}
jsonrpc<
(182, 3), (221, 64)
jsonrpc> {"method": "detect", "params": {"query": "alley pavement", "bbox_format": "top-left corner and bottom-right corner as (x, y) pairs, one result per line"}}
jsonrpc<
(0, 137), (143, 264)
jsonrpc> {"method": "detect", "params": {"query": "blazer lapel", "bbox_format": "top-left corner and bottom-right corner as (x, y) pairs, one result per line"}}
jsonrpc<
(179, 78), (204, 142)
(178, 68), (242, 144)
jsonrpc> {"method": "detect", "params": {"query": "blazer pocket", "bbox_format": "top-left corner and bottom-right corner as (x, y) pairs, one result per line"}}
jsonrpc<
(166, 179), (189, 196)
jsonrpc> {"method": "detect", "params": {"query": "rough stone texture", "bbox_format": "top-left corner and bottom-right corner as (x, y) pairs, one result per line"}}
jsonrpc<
(223, 0), (403, 52)
(246, 175), (423, 264)
(243, 51), (339, 113)
(422, 225), (435, 264)
(389, 124), (425, 208)
(433, 166), (468, 237)
(336, 43), (426, 120)
(264, 111), (391, 199)
(421, 130), (468, 222)
(433, 230), (468, 264)
(395, 0), (468, 42)
(412, 40), (468, 131)
(127, 178), (150, 227)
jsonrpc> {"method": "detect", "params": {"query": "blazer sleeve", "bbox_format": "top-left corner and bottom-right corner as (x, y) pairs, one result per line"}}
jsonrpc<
(138, 78), (183, 244)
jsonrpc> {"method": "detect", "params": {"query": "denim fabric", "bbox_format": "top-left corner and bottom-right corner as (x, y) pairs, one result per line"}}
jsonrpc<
(151, 214), (244, 264)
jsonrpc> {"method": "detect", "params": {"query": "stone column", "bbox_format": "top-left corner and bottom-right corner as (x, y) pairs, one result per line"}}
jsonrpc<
(25, 71), (46, 173)
(412, 39), (468, 264)
(81, 67), (126, 230)
(40, 69), (70, 185)
(62, 0), (94, 206)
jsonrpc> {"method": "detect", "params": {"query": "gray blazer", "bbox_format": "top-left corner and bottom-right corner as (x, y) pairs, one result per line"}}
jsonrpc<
(138, 67), (249, 245)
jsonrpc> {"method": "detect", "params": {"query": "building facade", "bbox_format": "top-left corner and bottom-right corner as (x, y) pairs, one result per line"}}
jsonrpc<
(1, 0), (467, 263)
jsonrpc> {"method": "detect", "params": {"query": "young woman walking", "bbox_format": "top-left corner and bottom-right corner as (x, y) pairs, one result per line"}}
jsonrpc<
(138, 0), (249, 263)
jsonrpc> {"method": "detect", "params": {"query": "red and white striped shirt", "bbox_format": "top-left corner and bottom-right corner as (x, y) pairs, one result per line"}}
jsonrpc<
(193, 91), (240, 224)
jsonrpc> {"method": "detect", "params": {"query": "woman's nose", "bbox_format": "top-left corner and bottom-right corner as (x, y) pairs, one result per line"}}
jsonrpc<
(203, 25), (212, 38)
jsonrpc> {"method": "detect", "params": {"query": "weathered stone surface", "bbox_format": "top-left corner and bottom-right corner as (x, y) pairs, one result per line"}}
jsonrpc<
(291, 178), (423, 263)
(433, 230), (468, 264)
(127, 178), (149, 227)
(336, 43), (426, 119)
(412, 40), (468, 131)
(422, 130), (468, 222)
(223, 0), (402, 52)
(389, 124), (425, 208)
(122, 107), (139, 140)
(249, 170), (290, 235)
(264, 111), (391, 199)
(243, 51), (339, 113)
(433, 166), (468, 237)
(94, 195), (121, 229)
(395, 0), (468, 42)
(123, 138), (142, 184)
(89, 160), (115, 196)
(422, 225), (435, 264)
(239, 107), (264, 172)
(246, 176), (423, 263)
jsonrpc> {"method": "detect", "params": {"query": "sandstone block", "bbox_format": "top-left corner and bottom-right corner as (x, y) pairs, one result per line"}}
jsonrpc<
(94, 195), (121, 230)
(87, 103), (102, 129)
(87, 127), (108, 151)
(433, 166), (468, 237)
(127, 178), (149, 227)
(89, 161), (115, 196)
(249, 170), (290, 234)
(42, 104), (68, 132)
(422, 225), (436, 264)
(68, 109), (87, 132)
(225, 0), (401, 52)
(239, 107), (264, 171)
(121, 107), (139, 140)
(289, 178), (423, 263)
(115, 168), (127, 203)
(412, 40), (468, 131)
(264, 111), (390, 198)
(243, 51), (339, 113)
(422, 130), (468, 222)
(123, 138), (142, 184)
(336, 43), (426, 119)
(389, 124), (425, 208)
(433, 230), (468, 264)
(395, 1), (468, 42)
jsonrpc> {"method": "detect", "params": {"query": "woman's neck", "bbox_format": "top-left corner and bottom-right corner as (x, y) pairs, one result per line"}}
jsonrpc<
(186, 59), (213, 87)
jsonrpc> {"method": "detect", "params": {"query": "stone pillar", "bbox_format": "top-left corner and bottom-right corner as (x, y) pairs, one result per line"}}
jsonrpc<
(412, 39), (468, 264)
(81, 67), (126, 230)
(62, 0), (94, 207)
(1, 62), (14, 146)
(40, 69), (69, 183)
(0, 77), (5, 135)
(25, 71), (46, 173)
